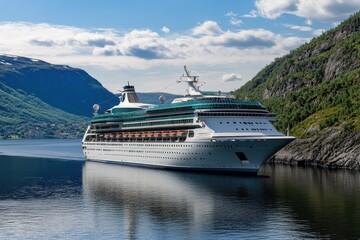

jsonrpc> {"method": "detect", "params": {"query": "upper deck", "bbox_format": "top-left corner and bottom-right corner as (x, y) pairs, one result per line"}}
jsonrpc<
(91, 97), (267, 124)
(90, 66), (269, 125)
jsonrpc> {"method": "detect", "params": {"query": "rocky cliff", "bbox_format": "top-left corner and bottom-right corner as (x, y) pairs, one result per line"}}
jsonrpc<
(235, 12), (360, 169)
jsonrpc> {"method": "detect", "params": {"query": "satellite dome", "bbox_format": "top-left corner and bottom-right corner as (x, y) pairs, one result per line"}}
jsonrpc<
(93, 104), (100, 111)
(159, 95), (166, 104)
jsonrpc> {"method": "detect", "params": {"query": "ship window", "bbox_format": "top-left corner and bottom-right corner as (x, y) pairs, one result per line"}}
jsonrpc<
(188, 131), (194, 137)
(227, 122), (229, 124)
(236, 152), (248, 161)
(220, 122), (222, 124)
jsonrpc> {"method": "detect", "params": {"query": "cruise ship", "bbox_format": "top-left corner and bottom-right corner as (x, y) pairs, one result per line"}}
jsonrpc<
(82, 66), (294, 174)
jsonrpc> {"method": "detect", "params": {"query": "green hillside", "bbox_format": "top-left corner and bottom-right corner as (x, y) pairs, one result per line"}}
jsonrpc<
(0, 55), (118, 118)
(235, 12), (360, 138)
(0, 81), (84, 125)
(0, 55), (116, 138)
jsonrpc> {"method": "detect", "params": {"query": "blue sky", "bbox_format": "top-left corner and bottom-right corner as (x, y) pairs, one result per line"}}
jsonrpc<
(0, 0), (359, 94)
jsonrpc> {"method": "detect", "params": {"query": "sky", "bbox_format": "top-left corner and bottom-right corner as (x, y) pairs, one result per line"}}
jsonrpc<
(0, 0), (360, 95)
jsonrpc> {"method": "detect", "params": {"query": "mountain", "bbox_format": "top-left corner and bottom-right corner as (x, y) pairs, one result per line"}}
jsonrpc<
(0, 80), (84, 124)
(235, 12), (360, 169)
(0, 55), (118, 117)
(0, 54), (120, 138)
(0, 79), (88, 138)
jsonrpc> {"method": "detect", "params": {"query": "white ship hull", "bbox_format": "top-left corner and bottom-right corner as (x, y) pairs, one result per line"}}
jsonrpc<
(82, 136), (293, 173)
(83, 72), (295, 174)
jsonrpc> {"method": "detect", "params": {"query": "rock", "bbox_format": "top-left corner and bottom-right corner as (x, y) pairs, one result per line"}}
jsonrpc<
(271, 127), (360, 170)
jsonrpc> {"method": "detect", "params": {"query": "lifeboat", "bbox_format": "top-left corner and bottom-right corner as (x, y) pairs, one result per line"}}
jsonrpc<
(116, 133), (123, 138)
(122, 132), (129, 138)
(153, 132), (161, 137)
(104, 134), (110, 139)
(161, 131), (169, 137)
(169, 131), (177, 137)
(134, 132), (141, 137)
(147, 132), (154, 137)
(128, 132), (136, 137)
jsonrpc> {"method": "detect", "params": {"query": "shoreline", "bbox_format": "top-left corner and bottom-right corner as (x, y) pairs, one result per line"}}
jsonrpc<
(270, 127), (360, 170)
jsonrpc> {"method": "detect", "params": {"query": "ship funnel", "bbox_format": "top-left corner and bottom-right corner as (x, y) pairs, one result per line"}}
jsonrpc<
(121, 84), (140, 104)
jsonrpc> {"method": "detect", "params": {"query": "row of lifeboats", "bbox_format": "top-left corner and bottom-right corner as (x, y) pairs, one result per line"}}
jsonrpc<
(101, 130), (188, 139)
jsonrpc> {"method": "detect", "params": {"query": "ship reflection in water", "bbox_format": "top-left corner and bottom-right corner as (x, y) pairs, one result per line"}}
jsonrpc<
(82, 162), (273, 239)
(82, 161), (360, 239)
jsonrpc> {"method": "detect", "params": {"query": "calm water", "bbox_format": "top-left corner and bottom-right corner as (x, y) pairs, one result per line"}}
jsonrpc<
(0, 139), (359, 239)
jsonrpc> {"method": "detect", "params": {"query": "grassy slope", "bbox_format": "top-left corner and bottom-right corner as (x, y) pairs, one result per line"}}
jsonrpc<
(0, 55), (118, 118)
(0, 82), (84, 125)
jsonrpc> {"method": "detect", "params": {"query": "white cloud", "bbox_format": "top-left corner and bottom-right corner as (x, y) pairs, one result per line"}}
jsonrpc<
(243, 10), (258, 18)
(256, 0), (360, 24)
(161, 26), (170, 34)
(92, 45), (120, 56)
(222, 73), (242, 82)
(283, 24), (327, 36)
(0, 21), (308, 63)
(117, 29), (178, 59)
(283, 24), (313, 31)
(226, 11), (238, 17)
(0, 21), (309, 65)
(0, 21), (310, 93)
(256, 0), (297, 19)
(208, 29), (278, 49)
(230, 18), (243, 26)
(226, 11), (243, 26)
(192, 21), (223, 36)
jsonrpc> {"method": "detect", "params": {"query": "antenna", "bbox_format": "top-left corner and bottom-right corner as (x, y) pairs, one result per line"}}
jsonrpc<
(184, 65), (191, 77)
(183, 65), (199, 82)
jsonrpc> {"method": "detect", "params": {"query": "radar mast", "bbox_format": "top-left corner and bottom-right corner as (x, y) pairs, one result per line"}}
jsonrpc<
(177, 66), (202, 96)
